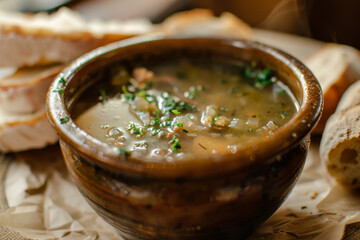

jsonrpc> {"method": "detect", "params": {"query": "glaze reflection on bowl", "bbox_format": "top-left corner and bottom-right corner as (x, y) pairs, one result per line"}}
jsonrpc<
(46, 36), (323, 240)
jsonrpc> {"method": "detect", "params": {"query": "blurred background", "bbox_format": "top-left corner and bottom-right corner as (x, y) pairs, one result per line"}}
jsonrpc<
(0, 0), (358, 48)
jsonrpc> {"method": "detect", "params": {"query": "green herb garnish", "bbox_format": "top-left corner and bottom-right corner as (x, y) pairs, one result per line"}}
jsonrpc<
(128, 123), (145, 136)
(137, 91), (155, 103)
(254, 67), (274, 89)
(280, 111), (287, 119)
(122, 85), (135, 101)
(59, 77), (66, 84)
(119, 147), (130, 157)
(145, 80), (153, 89)
(184, 86), (199, 100)
(149, 128), (163, 136)
(169, 136), (181, 152)
(211, 114), (221, 126)
(182, 129), (189, 133)
(146, 119), (161, 127)
(230, 87), (238, 94)
(176, 122), (184, 128)
(244, 67), (256, 78)
(277, 88), (286, 94)
(99, 89), (106, 102)
(53, 88), (65, 95)
(60, 116), (69, 124)
(160, 121), (172, 127)
(161, 93), (196, 114)
(171, 109), (180, 115)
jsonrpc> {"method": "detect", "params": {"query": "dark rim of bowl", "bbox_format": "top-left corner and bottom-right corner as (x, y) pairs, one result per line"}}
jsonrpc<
(46, 35), (323, 179)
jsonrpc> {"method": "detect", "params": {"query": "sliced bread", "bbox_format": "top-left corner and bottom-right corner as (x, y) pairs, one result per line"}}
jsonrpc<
(0, 107), (58, 152)
(320, 103), (360, 188)
(0, 64), (63, 114)
(0, 8), (154, 67)
(161, 9), (252, 39)
(304, 43), (360, 134)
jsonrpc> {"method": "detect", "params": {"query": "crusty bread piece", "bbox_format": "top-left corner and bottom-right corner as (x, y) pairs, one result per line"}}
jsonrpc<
(320, 104), (360, 188)
(0, 64), (63, 114)
(305, 44), (360, 134)
(0, 107), (58, 152)
(336, 80), (360, 112)
(161, 9), (252, 39)
(0, 8), (153, 67)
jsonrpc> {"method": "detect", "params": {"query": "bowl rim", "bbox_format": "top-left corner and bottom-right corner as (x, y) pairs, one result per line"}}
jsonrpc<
(46, 35), (323, 179)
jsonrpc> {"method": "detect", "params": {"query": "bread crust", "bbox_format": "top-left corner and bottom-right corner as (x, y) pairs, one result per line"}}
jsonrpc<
(0, 8), (153, 67)
(0, 108), (58, 152)
(0, 31), (134, 67)
(161, 8), (252, 39)
(305, 44), (360, 134)
(0, 64), (63, 114)
(336, 80), (360, 112)
(320, 105), (360, 187)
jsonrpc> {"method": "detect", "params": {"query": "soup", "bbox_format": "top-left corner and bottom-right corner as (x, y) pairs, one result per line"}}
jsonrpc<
(75, 60), (297, 162)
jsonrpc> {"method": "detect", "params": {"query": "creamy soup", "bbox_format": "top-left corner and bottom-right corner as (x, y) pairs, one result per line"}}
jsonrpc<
(75, 60), (298, 162)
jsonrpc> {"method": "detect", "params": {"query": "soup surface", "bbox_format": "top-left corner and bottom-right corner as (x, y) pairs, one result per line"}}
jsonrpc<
(75, 60), (297, 162)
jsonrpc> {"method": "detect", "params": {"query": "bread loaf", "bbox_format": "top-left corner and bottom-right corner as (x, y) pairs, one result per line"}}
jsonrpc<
(0, 64), (63, 114)
(304, 44), (360, 134)
(335, 80), (360, 112)
(0, 8), (153, 67)
(161, 9), (252, 39)
(0, 107), (58, 152)
(320, 81), (360, 187)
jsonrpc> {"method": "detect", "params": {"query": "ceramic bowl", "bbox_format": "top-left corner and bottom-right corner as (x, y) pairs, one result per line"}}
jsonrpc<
(46, 36), (323, 240)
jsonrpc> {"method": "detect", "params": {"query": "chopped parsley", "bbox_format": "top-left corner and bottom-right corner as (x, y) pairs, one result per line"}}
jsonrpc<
(280, 111), (287, 119)
(59, 77), (66, 84)
(144, 80), (153, 89)
(119, 147), (130, 157)
(240, 64), (275, 89)
(99, 89), (107, 102)
(230, 87), (238, 94)
(160, 121), (172, 127)
(184, 86), (200, 100)
(146, 119), (161, 127)
(176, 122), (184, 128)
(134, 142), (148, 148)
(169, 136), (181, 152)
(277, 88), (286, 94)
(137, 91), (155, 103)
(171, 109), (181, 115)
(301, 206), (307, 210)
(60, 116), (70, 124)
(148, 128), (163, 136)
(127, 123), (145, 136)
(254, 67), (274, 89)
(53, 88), (65, 95)
(122, 85), (135, 101)
(161, 93), (196, 114)
(211, 114), (221, 126)
(245, 67), (256, 78)
(182, 129), (189, 133)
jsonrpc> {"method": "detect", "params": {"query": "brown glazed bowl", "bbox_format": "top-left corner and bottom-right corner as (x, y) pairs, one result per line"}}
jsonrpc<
(46, 36), (322, 240)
